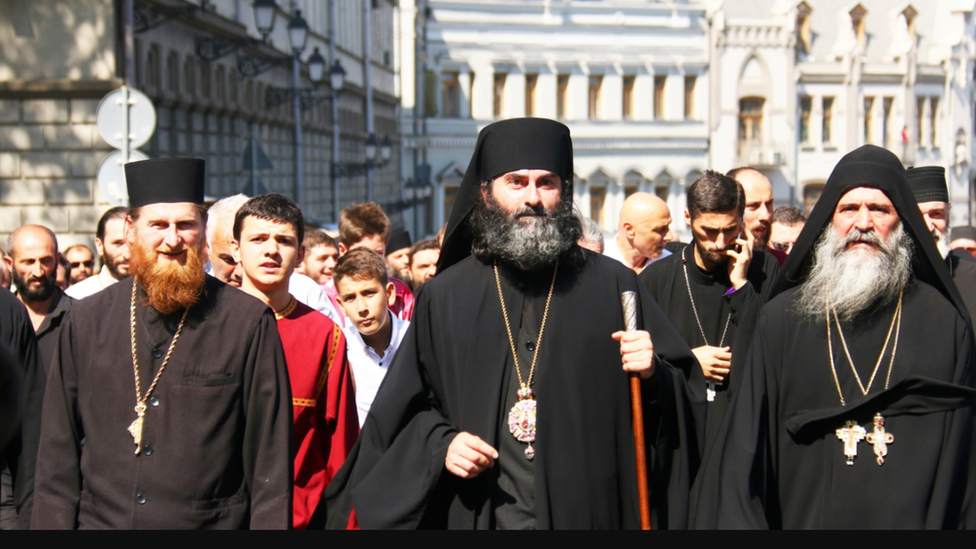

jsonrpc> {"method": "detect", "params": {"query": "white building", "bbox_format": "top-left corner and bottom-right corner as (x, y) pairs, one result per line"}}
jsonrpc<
(714, 0), (976, 224)
(399, 0), (976, 240)
(0, 0), (400, 252)
(399, 0), (712, 242)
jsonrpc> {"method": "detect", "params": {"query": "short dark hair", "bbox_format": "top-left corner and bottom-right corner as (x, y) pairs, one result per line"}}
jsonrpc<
(687, 170), (745, 219)
(409, 238), (440, 267)
(232, 193), (305, 245)
(304, 229), (337, 251)
(333, 247), (388, 287)
(97, 207), (129, 241)
(338, 202), (390, 248)
(772, 205), (806, 226)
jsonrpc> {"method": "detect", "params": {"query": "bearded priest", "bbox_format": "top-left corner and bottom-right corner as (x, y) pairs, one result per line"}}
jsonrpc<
(325, 118), (699, 529)
(31, 158), (292, 529)
(691, 145), (976, 529)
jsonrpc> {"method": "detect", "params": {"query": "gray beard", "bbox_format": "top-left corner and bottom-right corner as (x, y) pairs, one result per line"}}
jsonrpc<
(795, 222), (913, 323)
(935, 225), (951, 258)
(469, 193), (580, 271)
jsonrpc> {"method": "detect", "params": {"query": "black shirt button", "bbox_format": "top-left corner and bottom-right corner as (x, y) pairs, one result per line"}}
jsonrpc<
(526, 341), (535, 352)
(152, 347), (163, 359)
(149, 396), (160, 407)
(143, 445), (153, 456)
(135, 493), (147, 505)
(730, 306), (737, 313)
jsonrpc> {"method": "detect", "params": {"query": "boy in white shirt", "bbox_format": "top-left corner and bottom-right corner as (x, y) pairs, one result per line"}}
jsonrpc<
(333, 248), (409, 427)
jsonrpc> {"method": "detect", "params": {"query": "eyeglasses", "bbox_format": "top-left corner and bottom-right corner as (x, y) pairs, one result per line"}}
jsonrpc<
(769, 241), (793, 252)
(69, 260), (94, 269)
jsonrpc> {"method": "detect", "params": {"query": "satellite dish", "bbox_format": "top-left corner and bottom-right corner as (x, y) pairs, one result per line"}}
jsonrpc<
(96, 149), (150, 206)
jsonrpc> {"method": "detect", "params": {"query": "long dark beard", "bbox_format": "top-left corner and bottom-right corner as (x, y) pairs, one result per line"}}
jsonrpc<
(795, 222), (913, 322)
(130, 239), (207, 315)
(469, 192), (583, 271)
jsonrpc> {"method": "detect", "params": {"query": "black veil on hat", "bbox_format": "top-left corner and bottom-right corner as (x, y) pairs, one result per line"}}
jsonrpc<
(772, 145), (968, 321)
(437, 118), (574, 272)
(125, 158), (206, 208)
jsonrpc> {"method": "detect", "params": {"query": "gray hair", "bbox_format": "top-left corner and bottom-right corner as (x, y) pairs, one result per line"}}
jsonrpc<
(575, 209), (605, 253)
(206, 194), (250, 247)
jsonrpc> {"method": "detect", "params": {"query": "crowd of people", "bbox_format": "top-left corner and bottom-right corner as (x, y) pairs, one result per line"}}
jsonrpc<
(1, 117), (975, 529)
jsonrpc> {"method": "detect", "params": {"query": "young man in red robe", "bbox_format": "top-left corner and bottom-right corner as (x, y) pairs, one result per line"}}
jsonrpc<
(233, 193), (359, 529)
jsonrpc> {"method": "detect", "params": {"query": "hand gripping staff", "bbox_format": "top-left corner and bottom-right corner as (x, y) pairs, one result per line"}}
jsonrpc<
(620, 291), (651, 530)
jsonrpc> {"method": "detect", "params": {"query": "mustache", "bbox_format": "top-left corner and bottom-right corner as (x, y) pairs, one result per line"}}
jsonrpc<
(842, 228), (885, 248)
(514, 205), (548, 218)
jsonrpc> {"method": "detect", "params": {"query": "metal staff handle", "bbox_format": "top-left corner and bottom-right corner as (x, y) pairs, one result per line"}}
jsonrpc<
(621, 291), (651, 530)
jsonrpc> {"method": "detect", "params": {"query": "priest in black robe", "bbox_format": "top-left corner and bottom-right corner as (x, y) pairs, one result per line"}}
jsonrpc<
(31, 159), (292, 529)
(691, 145), (976, 529)
(640, 170), (778, 457)
(906, 166), (976, 324)
(324, 118), (698, 529)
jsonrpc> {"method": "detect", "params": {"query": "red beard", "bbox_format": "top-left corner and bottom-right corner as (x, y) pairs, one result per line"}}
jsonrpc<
(129, 238), (207, 315)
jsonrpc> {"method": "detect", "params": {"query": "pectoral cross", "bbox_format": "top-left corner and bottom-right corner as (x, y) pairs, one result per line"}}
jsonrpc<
(865, 413), (894, 466)
(835, 421), (866, 465)
(128, 401), (147, 455)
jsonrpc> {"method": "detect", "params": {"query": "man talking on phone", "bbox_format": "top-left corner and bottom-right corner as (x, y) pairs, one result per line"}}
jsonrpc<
(640, 171), (779, 457)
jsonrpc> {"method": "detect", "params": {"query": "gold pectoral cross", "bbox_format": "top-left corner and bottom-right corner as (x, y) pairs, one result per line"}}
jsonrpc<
(836, 421), (866, 465)
(864, 413), (894, 466)
(128, 402), (147, 455)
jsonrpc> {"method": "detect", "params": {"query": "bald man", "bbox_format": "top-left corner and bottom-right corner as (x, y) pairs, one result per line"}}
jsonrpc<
(5, 226), (73, 371)
(728, 167), (774, 250)
(2, 226), (72, 528)
(605, 192), (675, 273)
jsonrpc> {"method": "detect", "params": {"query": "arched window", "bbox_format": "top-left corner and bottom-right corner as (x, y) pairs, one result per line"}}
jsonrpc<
(738, 97), (764, 157)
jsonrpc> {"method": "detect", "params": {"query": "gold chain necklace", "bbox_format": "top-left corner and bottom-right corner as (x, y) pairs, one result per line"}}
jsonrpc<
(827, 290), (901, 467)
(127, 281), (189, 455)
(493, 261), (557, 460)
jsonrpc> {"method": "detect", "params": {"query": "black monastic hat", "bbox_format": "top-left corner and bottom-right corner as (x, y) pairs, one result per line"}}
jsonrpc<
(906, 166), (948, 203)
(387, 229), (412, 254)
(125, 158), (206, 208)
(772, 145), (967, 321)
(437, 118), (574, 272)
(951, 226), (976, 242)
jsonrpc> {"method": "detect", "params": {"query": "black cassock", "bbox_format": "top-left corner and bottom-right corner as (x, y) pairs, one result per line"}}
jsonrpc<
(31, 276), (293, 529)
(691, 281), (976, 528)
(640, 248), (778, 457)
(325, 252), (699, 529)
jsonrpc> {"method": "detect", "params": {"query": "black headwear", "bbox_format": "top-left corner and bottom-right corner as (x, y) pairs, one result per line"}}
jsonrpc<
(387, 229), (412, 255)
(951, 226), (976, 242)
(772, 145), (967, 320)
(906, 166), (949, 203)
(437, 118), (574, 272)
(125, 158), (206, 208)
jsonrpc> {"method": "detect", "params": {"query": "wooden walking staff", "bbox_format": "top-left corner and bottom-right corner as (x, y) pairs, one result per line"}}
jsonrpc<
(620, 291), (651, 530)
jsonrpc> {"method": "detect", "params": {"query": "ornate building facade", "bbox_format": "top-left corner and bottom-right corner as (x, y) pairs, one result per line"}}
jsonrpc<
(0, 0), (399, 252)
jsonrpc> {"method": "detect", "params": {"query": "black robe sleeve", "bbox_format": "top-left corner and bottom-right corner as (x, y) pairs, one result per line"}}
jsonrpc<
(323, 292), (457, 529)
(325, 255), (700, 530)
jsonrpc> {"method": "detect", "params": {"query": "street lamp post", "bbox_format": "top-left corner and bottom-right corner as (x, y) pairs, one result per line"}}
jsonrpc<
(253, 0), (277, 41)
(287, 7), (308, 209)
